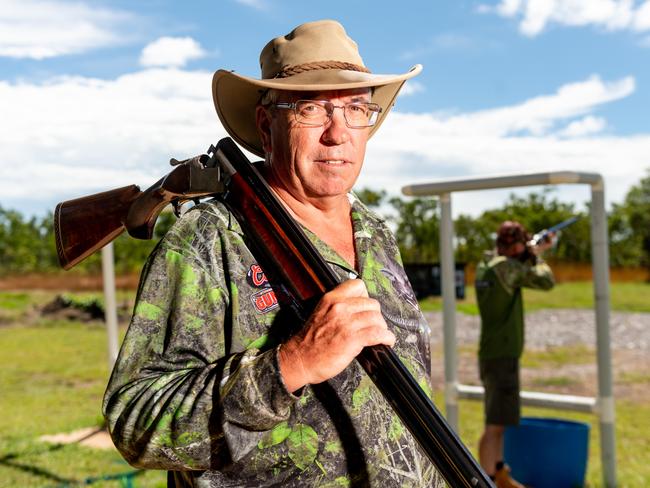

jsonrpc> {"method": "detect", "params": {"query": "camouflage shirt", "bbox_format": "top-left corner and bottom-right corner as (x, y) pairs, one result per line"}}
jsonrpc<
(475, 251), (555, 359)
(103, 194), (444, 487)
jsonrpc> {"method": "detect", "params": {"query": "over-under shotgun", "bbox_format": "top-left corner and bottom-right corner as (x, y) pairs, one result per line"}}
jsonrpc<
(54, 137), (494, 487)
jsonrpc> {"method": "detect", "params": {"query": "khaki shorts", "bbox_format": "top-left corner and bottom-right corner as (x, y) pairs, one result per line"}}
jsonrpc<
(479, 357), (520, 426)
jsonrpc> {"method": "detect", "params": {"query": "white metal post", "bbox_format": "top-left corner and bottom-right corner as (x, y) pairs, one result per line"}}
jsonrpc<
(402, 171), (617, 487)
(101, 243), (119, 370)
(439, 193), (459, 430)
(590, 181), (617, 488)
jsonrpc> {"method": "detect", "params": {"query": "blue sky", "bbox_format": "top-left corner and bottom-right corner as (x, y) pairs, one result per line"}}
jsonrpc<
(1, 0), (649, 218)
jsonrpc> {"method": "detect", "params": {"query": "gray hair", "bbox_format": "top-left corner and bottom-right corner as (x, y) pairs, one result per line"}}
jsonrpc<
(258, 89), (280, 107)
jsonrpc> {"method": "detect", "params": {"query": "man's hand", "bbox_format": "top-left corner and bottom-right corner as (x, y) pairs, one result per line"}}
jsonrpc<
(531, 231), (556, 255)
(278, 279), (395, 393)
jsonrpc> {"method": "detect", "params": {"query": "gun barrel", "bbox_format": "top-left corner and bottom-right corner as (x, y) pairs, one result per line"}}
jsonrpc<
(215, 137), (494, 488)
(531, 215), (579, 245)
(547, 215), (579, 233)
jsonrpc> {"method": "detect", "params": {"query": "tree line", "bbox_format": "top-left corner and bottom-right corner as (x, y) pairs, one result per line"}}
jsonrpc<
(1, 171), (649, 276)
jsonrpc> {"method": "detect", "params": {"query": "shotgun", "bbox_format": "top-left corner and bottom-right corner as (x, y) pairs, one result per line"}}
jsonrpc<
(54, 137), (494, 487)
(529, 215), (580, 247)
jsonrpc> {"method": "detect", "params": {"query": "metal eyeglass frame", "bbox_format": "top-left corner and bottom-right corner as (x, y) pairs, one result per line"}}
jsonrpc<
(273, 100), (383, 128)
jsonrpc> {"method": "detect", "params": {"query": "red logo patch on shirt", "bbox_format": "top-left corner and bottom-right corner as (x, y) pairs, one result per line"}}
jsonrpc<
(247, 264), (269, 288)
(250, 288), (279, 313)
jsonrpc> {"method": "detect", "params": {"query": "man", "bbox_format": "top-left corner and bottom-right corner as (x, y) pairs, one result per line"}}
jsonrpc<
(475, 221), (555, 487)
(103, 20), (444, 487)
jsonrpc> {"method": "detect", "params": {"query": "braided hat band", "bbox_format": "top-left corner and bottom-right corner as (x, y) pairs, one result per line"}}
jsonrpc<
(274, 61), (371, 79)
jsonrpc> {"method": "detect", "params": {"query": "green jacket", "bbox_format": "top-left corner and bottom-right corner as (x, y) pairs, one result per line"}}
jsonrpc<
(475, 251), (555, 360)
(103, 195), (443, 487)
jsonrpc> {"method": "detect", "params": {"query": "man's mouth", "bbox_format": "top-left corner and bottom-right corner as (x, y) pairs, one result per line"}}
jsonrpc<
(318, 159), (347, 166)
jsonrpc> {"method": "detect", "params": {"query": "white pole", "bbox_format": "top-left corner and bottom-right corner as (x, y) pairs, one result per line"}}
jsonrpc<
(439, 193), (459, 430)
(101, 243), (119, 370)
(591, 182), (617, 487)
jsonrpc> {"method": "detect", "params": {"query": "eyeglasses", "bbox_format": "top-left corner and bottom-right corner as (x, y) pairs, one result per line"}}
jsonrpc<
(273, 100), (383, 128)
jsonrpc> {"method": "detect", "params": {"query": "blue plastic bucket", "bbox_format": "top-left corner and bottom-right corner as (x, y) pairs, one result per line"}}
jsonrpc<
(504, 417), (589, 488)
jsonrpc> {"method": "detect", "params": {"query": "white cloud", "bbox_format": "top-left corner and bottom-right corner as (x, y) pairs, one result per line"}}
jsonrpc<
(0, 68), (228, 211)
(485, 0), (650, 36)
(0, 70), (645, 219)
(399, 80), (425, 97)
(140, 37), (208, 68)
(235, 0), (269, 10)
(635, 0), (650, 29)
(0, 0), (133, 59)
(558, 115), (607, 137)
(360, 75), (644, 216)
(405, 75), (633, 138)
(400, 33), (481, 60)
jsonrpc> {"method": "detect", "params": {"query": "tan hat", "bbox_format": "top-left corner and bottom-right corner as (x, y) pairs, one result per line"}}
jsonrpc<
(212, 19), (422, 157)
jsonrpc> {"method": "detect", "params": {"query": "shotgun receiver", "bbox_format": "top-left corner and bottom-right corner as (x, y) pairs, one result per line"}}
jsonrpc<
(54, 137), (494, 487)
(54, 155), (225, 269)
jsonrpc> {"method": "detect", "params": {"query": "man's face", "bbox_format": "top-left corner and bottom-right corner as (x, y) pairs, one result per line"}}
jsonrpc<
(502, 241), (526, 258)
(257, 88), (371, 201)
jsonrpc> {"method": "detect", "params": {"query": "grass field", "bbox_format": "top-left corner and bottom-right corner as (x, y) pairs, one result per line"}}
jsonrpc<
(1, 283), (649, 487)
(419, 281), (650, 314)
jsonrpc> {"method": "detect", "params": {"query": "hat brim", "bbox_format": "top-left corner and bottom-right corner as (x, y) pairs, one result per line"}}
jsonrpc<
(212, 64), (422, 157)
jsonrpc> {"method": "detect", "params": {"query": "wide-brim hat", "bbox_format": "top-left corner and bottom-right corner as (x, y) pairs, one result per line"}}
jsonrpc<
(212, 19), (422, 157)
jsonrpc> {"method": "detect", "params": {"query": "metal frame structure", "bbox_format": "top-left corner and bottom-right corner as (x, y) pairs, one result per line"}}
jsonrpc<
(102, 242), (119, 370)
(402, 171), (617, 488)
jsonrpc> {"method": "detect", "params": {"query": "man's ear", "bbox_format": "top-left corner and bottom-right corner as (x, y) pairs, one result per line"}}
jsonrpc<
(256, 105), (272, 153)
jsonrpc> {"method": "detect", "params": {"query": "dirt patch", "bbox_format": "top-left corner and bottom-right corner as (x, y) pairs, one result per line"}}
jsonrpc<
(41, 294), (106, 321)
(0, 273), (140, 291)
(39, 427), (115, 450)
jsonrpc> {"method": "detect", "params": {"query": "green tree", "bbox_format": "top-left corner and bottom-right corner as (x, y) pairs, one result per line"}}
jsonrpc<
(0, 206), (56, 273)
(388, 196), (439, 263)
(460, 190), (590, 264)
(354, 187), (386, 208)
(612, 170), (650, 273)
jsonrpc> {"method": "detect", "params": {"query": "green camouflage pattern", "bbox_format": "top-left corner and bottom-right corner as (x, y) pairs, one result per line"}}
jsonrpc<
(475, 251), (555, 359)
(103, 194), (444, 487)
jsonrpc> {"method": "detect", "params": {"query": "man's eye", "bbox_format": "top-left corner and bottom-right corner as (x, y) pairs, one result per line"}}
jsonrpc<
(300, 103), (323, 113)
(348, 104), (367, 113)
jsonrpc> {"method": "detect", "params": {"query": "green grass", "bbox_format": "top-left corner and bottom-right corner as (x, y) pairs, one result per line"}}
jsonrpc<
(449, 396), (650, 488)
(521, 345), (595, 368)
(0, 320), (165, 488)
(530, 376), (580, 387)
(1, 288), (649, 486)
(418, 281), (650, 314)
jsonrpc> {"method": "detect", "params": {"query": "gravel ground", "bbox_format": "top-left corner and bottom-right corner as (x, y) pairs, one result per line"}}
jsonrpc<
(424, 309), (650, 351)
(424, 310), (650, 399)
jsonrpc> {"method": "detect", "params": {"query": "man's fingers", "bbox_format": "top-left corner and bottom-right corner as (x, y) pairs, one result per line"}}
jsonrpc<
(332, 296), (381, 315)
(355, 324), (396, 348)
(326, 279), (369, 299)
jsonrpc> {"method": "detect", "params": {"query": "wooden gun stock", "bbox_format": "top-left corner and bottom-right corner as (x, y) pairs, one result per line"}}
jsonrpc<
(54, 185), (142, 270)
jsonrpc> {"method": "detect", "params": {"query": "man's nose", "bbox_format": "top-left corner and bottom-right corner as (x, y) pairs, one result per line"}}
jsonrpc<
(321, 106), (350, 144)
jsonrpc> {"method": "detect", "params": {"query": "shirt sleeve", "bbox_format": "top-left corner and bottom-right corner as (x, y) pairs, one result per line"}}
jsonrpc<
(102, 212), (299, 471)
(494, 257), (555, 293)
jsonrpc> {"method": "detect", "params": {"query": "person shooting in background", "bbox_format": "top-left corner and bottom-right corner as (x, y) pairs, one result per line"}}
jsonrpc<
(475, 221), (555, 488)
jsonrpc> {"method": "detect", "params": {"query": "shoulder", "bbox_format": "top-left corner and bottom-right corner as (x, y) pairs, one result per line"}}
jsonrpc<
(348, 192), (391, 234)
(490, 255), (527, 288)
(154, 199), (247, 269)
(163, 199), (240, 246)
